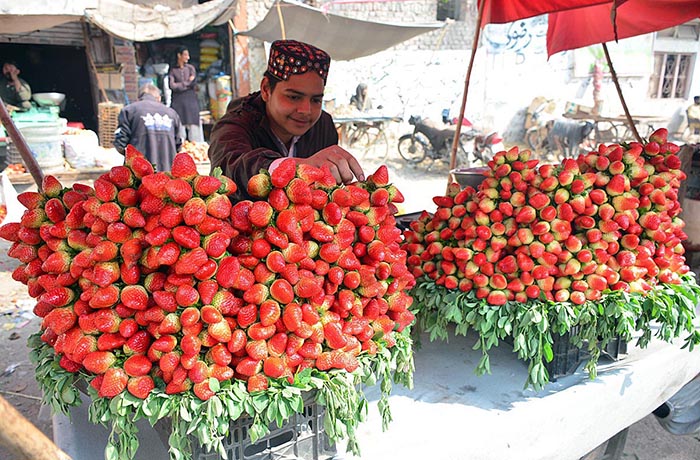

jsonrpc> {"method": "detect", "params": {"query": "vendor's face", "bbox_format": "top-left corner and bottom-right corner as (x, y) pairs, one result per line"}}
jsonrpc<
(179, 50), (190, 63)
(261, 72), (324, 143)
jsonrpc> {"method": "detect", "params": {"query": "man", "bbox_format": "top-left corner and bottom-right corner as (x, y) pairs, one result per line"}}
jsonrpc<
(113, 83), (182, 172)
(0, 61), (32, 111)
(687, 95), (700, 137)
(208, 40), (364, 201)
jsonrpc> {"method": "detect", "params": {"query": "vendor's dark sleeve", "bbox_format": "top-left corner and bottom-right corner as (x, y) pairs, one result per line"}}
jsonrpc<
(208, 115), (284, 201)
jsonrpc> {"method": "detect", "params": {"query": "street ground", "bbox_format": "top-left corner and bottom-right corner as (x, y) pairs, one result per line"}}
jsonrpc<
(2, 146), (700, 459)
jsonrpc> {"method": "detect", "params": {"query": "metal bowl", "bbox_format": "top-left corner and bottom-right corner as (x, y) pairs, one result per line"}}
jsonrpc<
(450, 167), (488, 189)
(32, 92), (66, 107)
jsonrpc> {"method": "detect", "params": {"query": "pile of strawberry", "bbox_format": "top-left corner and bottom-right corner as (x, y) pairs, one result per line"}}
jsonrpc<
(1, 147), (414, 401)
(403, 128), (688, 305)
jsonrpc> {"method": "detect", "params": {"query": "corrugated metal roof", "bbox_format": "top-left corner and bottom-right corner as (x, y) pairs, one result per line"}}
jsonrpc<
(0, 22), (85, 47)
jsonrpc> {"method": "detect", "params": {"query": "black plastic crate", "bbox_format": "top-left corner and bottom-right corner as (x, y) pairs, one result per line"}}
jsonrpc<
(193, 397), (335, 460)
(544, 330), (582, 381)
(504, 329), (628, 382)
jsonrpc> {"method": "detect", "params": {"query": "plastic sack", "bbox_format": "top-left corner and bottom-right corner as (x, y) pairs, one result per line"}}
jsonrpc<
(63, 130), (99, 169)
(94, 147), (126, 170)
(0, 171), (25, 224)
(654, 373), (700, 435)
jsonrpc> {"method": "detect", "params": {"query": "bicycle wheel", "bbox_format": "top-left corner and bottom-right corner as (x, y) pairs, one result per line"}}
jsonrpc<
(526, 128), (541, 151)
(347, 129), (371, 156)
(398, 135), (427, 163)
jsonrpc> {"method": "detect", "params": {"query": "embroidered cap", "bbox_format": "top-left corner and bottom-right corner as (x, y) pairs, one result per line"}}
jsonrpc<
(267, 39), (331, 84)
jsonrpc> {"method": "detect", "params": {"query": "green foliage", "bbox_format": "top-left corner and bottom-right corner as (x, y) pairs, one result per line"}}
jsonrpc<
(30, 330), (414, 460)
(411, 274), (700, 390)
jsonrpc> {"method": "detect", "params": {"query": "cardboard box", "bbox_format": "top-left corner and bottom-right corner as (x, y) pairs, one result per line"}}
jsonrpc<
(96, 72), (123, 90)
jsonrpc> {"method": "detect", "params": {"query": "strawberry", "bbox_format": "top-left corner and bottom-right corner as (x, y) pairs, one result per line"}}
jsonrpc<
(17, 191), (46, 210)
(41, 175), (63, 198)
(83, 350), (117, 374)
(127, 375), (155, 399)
(285, 178), (312, 205)
(193, 175), (223, 197)
(206, 193), (232, 219)
(44, 197), (67, 223)
(263, 356), (286, 378)
(249, 201), (274, 227)
(171, 153), (198, 180)
(270, 158), (296, 188)
(268, 188), (290, 211)
(259, 299), (282, 326)
(99, 367), (129, 398)
(121, 285), (149, 310)
(172, 226), (201, 249)
(248, 173), (272, 198)
(270, 279), (294, 304)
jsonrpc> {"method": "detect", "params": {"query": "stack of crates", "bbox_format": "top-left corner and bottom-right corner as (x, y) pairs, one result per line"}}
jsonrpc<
(98, 102), (123, 149)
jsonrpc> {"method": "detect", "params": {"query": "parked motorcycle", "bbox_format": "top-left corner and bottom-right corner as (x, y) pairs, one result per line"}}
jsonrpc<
(397, 115), (502, 167)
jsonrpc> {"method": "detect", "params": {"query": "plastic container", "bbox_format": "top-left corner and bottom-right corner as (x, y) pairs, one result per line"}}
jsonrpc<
(8, 119), (66, 172)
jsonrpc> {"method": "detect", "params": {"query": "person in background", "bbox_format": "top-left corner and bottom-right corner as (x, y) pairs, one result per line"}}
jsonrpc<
(350, 82), (372, 112)
(0, 61), (32, 111)
(208, 39), (363, 201)
(687, 95), (700, 137)
(168, 46), (202, 143)
(113, 83), (182, 172)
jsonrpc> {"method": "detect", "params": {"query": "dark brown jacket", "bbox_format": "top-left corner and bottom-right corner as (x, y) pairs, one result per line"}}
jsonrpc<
(208, 91), (338, 201)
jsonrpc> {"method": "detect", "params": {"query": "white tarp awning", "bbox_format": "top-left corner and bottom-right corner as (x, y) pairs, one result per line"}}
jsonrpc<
(84, 0), (237, 41)
(0, 0), (237, 41)
(238, 0), (445, 61)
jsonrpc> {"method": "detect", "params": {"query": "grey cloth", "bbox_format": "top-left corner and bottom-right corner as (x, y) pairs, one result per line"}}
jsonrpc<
(655, 373), (700, 435)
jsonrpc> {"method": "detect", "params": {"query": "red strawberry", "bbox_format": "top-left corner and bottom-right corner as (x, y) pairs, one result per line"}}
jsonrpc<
(83, 350), (117, 374)
(172, 226), (201, 249)
(166, 178), (194, 204)
(263, 356), (286, 378)
(285, 178), (312, 205)
(193, 175), (223, 197)
(248, 173), (272, 198)
(206, 193), (232, 219)
(270, 158), (296, 188)
(182, 197), (207, 226)
(171, 153), (198, 180)
(41, 175), (63, 198)
(44, 197), (67, 223)
(270, 279), (294, 304)
(18, 191), (46, 210)
(99, 367), (128, 398)
(121, 285), (149, 310)
(249, 201), (274, 228)
(269, 188), (290, 211)
(216, 256), (240, 289)
(368, 165), (389, 186)
(247, 373), (269, 393)
(127, 375), (155, 399)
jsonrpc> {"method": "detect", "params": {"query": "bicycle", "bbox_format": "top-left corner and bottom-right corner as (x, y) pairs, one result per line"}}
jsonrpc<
(343, 121), (389, 159)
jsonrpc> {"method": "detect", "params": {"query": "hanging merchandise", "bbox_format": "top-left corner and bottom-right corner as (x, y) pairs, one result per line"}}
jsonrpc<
(215, 75), (232, 120)
(199, 38), (220, 71)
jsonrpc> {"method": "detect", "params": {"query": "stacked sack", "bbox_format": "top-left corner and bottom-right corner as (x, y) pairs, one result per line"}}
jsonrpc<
(200, 39), (220, 72)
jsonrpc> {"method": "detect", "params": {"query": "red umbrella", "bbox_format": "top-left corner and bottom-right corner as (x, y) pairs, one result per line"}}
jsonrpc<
(449, 0), (700, 170)
(547, 0), (700, 57)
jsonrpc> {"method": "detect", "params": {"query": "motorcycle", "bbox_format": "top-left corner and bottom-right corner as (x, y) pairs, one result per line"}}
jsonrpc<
(397, 114), (502, 167)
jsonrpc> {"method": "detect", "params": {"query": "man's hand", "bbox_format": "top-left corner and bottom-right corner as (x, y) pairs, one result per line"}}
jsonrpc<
(297, 145), (365, 184)
(6, 65), (20, 82)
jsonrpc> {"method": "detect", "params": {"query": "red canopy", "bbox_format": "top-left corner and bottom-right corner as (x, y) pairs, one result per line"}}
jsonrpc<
(479, 0), (607, 25)
(547, 0), (700, 56)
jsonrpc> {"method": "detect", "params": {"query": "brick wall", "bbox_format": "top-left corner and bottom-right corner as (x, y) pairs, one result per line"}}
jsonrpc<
(113, 39), (139, 103)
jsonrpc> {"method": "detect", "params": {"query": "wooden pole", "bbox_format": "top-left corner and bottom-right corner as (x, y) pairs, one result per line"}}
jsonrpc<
(0, 98), (44, 189)
(448, 0), (485, 176)
(228, 19), (238, 98)
(0, 394), (72, 460)
(602, 42), (643, 143)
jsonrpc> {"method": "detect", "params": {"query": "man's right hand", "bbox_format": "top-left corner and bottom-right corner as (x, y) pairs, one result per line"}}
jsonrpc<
(297, 145), (365, 184)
